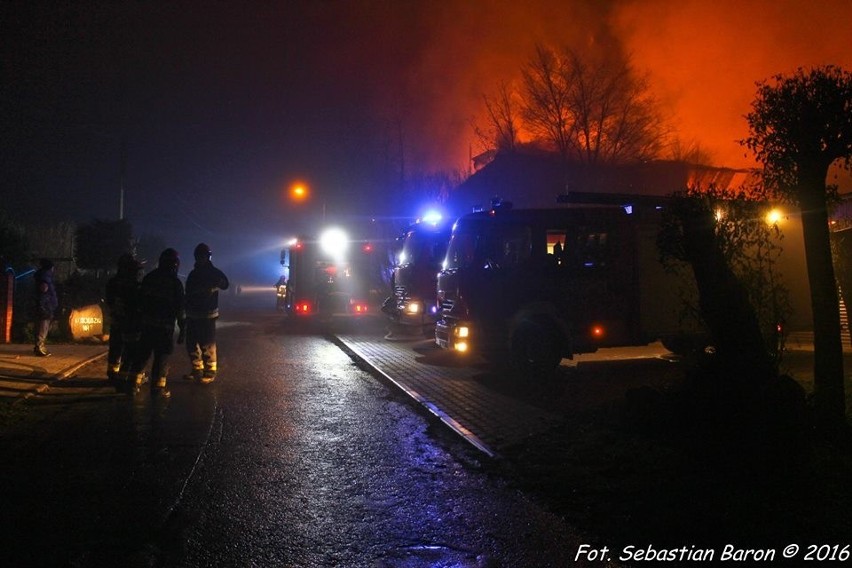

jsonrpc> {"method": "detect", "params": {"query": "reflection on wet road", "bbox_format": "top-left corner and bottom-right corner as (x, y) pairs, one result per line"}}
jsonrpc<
(167, 312), (587, 567)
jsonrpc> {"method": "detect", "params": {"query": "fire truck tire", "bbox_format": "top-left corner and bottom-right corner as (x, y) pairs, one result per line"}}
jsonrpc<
(510, 319), (562, 376)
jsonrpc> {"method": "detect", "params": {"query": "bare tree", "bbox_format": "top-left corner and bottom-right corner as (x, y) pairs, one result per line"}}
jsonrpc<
(669, 138), (715, 166)
(474, 81), (522, 154)
(521, 45), (575, 159)
(743, 65), (852, 435)
(520, 44), (666, 165)
(565, 49), (665, 164)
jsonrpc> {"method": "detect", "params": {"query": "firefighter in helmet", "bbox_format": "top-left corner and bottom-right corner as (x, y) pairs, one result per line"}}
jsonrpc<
(105, 253), (144, 389)
(183, 243), (230, 383)
(126, 248), (185, 398)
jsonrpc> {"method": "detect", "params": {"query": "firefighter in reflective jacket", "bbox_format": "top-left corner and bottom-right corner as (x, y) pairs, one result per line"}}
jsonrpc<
(127, 248), (185, 398)
(184, 243), (230, 383)
(105, 253), (143, 388)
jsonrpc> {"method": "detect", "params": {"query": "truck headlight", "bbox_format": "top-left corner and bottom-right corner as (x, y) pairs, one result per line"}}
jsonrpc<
(406, 301), (422, 315)
(455, 325), (470, 338)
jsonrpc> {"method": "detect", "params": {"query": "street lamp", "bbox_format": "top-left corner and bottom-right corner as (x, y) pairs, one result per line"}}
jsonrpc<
(287, 180), (328, 222)
(766, 208), (785, 226)
(290, 182), (309, 202)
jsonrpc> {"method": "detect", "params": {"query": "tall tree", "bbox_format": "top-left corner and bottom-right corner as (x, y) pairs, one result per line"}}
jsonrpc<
(475, 81), (522, 154)
(658, 184), (790, 383)
(521, 45), (574, 160)
(564, 48), (664, 164)
(520, 44), (666, 164)
(743, 65), (852, 433)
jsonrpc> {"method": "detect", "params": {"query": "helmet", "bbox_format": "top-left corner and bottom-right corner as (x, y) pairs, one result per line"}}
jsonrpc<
(158, 248), (180, 272)
(194, 242), (212, 262)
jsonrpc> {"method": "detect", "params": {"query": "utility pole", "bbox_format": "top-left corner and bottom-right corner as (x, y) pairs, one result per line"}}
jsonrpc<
(119, 135), (126, 220)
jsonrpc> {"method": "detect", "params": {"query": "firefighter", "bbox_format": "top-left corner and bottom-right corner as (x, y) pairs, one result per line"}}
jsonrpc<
(104, 253), (143, 389)
(183, 243), (229, 384)
(126, 248), (185, 398)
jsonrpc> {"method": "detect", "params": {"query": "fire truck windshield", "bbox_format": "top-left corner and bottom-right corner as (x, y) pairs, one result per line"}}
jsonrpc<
(400, 229), (449, 266)
(443, 222), (531, 270)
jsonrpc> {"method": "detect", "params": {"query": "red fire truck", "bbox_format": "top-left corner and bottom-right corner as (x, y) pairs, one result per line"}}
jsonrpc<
(381, 214), (452, 335)
(435, 197), (702, 373)
(279, 227), (375, 318)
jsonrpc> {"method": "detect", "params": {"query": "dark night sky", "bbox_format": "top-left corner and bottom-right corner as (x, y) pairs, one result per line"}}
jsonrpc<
(4, 2), (422, 227)
(3, 1), (443, 281)
(3, 0), (850, 284)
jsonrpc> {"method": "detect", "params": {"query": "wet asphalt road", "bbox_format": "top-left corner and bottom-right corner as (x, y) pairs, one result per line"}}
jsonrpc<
(0, 310), (592, 567)
(168, 313), (592, 567)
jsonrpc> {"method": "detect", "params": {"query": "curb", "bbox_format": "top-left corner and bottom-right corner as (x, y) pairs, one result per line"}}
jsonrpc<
(330, 335), (498, 459)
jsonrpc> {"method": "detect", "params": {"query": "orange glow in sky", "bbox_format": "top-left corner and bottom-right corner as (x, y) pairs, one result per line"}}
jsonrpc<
(383, 0), (852, 180)
(615, 0), (852, 169)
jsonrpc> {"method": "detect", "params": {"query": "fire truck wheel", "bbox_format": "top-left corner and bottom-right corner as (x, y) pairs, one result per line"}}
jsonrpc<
(510, 320), (562, 376)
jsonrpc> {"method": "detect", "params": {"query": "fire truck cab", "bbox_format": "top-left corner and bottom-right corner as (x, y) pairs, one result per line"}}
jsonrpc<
(279, 228), (373, 318)
(435, 199), (696, 374)
(381, 215), (452, 334)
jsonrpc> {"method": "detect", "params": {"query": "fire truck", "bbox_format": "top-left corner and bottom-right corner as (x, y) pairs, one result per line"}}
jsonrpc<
(435, 197), (702, 374)
(381, 213), (452, 334)
(279, 227), (375, 318)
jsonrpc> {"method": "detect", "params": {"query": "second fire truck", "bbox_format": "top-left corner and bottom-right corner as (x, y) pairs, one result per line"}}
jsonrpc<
(381, 213), (452, 335)
(278, 227), (377, 319)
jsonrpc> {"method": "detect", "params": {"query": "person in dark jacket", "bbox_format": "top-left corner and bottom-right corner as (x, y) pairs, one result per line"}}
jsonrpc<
(183, 243), (229, 383)
(32, 258), (58, 357)
(126, 248), (185, 398)
(105, 253), (143, 387)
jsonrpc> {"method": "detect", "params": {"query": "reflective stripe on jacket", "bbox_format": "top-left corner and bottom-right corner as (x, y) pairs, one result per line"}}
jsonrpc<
(185, 261), (229, 319)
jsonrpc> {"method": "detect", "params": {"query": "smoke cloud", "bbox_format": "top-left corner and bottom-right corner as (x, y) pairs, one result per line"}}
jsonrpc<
(378, 0), (852, 175)
(4, 0), (850, 230)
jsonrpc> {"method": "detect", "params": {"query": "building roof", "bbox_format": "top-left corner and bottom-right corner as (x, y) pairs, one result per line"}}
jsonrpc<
(449, 150), (756, 214)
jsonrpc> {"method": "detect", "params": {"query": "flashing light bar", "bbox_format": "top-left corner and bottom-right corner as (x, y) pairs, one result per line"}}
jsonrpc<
(320, 227), (349, 257)
(420, 210), (443, 225)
